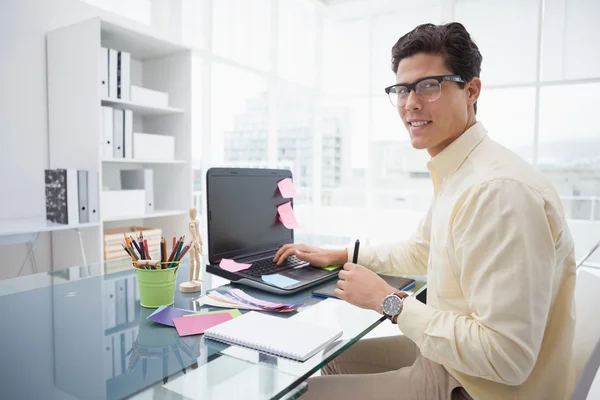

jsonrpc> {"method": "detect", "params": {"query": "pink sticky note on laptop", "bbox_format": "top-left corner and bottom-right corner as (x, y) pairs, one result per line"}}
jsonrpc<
(277, 202), (300, 229)
(173, 313), (233, 336)
(277, 178), (297, 198)
(220, 258), (252, 272)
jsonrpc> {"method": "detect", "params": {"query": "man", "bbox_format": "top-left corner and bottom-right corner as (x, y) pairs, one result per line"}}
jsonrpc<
(274, 22), (576, 400)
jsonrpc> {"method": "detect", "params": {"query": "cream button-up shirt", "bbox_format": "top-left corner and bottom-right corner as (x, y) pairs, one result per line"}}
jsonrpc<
(352, 122), (576, 400)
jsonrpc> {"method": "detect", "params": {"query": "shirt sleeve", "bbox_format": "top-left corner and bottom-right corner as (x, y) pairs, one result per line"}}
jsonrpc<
(397, 179), (559, 385)
(346, 205), (431, 275)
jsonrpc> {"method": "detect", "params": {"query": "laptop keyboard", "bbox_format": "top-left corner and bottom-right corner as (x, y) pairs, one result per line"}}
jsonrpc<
(242, 255), (307, 278)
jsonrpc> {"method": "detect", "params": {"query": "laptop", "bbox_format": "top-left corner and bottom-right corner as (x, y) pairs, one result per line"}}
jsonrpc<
(205, 167), (339, 295)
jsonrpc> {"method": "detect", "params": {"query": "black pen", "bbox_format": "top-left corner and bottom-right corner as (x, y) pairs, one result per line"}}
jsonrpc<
(352, 239), (360, 264)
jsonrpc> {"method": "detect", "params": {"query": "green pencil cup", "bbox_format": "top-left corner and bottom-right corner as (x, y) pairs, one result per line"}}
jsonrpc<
(135, 265), (179, 308)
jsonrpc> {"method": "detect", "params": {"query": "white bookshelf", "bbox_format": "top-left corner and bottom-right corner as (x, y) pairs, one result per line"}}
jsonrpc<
(100, 98), (184, 116)
(46, 17), (194, 270)
(101, 209), (188, 223)
(102, 158), (186, 164)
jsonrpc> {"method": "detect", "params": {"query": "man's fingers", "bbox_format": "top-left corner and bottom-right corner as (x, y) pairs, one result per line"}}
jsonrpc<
(276, 248), (296, 265)
(343, 262), (356, 271)
(338, 270), (349, 280)
(336, 279), (346, 290)
(333, 288), (345, 300)
(295, 250), (316, 265)
(273, 244), (293, 262)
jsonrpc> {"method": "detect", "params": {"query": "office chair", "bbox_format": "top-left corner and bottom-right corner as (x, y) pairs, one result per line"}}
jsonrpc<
(570, 337), (600, 400)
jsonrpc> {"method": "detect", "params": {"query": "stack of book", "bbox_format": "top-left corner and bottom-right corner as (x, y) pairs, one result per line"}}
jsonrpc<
(104, 227), (162, 261)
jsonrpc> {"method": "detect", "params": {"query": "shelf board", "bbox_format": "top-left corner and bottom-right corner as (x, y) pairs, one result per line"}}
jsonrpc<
(102, 209), (188, 223)
(102, 158), (186, 164)
(101, 19), (191, 60)
(0, 218), (100, 237)
(101, 98), (184, 116)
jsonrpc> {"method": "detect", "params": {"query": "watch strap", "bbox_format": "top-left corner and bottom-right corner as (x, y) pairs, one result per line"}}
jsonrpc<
(390, 292), (408, 324)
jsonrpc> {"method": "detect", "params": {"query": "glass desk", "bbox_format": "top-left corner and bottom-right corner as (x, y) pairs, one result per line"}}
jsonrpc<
(0, 261), (425, 400)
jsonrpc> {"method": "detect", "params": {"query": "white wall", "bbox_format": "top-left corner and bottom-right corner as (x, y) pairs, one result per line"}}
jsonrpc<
(0, 0), (144, 278)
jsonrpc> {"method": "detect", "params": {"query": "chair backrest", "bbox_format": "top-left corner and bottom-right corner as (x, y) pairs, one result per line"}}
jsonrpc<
(570, 337), (600, 400)
(573, 268), (600, 380)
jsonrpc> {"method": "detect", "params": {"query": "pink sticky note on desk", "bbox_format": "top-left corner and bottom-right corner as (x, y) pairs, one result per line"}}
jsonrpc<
(278, 178), (297, 198)
(173, 313), (232, 336)
(277, 201), (300, 229)
(220, 258), (252, 272)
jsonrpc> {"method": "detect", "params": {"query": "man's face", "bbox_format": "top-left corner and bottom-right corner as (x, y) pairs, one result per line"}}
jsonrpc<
(396, 53), (479, 157)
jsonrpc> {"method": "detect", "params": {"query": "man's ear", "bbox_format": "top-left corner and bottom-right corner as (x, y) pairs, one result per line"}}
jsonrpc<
(466, 77), (482, 107)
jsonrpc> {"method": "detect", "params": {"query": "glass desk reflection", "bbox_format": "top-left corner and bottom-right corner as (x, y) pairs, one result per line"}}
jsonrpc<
(0, 259), (425, 400)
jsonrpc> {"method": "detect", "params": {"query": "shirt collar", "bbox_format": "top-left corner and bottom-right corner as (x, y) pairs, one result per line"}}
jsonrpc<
(427, 121), (487, 184)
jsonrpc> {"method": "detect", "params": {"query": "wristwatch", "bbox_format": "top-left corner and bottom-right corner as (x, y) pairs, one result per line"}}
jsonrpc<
(382, 292), (409, 324)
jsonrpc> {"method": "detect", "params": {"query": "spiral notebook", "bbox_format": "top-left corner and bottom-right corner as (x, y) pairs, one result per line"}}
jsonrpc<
(204, 311), (343, 362)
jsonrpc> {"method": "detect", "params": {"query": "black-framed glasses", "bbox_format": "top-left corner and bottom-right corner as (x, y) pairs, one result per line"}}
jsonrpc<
(384, 75), (465, 107)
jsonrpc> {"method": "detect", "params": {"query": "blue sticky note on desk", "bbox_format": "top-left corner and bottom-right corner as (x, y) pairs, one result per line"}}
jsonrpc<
(262, 273), (300, 288)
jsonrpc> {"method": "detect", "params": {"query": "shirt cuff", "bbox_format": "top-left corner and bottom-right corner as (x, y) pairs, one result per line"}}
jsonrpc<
(345, 244), (373, 266)
(396, 296), (436, 348)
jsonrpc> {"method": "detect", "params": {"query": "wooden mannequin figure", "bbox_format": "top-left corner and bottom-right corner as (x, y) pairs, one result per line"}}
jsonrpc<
(179, 208), (202, 293)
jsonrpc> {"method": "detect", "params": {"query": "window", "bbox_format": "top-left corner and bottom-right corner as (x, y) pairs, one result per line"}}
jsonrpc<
(542, 0), (600, 81)
(212, 0), (271, 71)
(322, 19), (370, 97)
(477, 87), (536, 162)
(211, 64), (269, 166)
(277, 0), (317, 86)
(538, 83), (600, 220)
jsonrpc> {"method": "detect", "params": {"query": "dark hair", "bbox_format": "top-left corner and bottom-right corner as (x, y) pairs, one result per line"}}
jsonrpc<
(391, 22), (482, 114)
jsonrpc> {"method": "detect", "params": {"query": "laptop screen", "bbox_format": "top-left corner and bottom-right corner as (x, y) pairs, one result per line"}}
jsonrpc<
(206, 168), (294, 264)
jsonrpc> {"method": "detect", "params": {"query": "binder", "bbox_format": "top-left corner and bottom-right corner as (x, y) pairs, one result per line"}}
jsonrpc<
(120, 169), (154, 214)
(87, 171), (99, 223)
(118, 51), (131, 100)
(99, 48), (109, 98)
(45, 169), (79, 224)
(104, 335), (114, 379)
(77, 170), (89, 224)
(66, 169), (79, 224)
(116, 279), (126, 326)
(112, 333), (123, 376)
(102, 106), (113, 158)
(108, 48), (118, 99)
(124, 109), (133, 159)
(105, 280), (117, 330)
(126, 276), (135, 323)
(113, 108), (124, 158)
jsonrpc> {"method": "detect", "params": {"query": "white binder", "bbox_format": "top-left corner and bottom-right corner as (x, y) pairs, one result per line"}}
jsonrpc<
(120, 169), (154, 214)
(104, 280), (117, 330)
(77, 170), (88, 224)
(66, 169), (79, 224)
(124, 109), (133, 159)
(99, 47), (109, 98)
(118, 51), (131, 100)
(88, 171), (99, 223)
(112, 333), (123, 376)
(113, 109), (124, 158)
(104, 335), (114, 379)
(102, 106), (113, 159)
(126, 276), (135, 323)
(108, 48), (118, 99)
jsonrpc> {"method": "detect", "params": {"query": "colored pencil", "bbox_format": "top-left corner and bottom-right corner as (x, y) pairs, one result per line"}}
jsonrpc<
(144, 239), (150, 260)
(176, 242), (192, 261)
(160, 238), (164, 267)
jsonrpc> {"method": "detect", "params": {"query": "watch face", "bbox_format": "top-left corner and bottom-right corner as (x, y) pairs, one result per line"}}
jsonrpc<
(382, 294), (402, 316)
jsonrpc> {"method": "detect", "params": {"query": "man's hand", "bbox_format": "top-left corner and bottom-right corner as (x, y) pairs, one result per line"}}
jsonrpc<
(273, 244), (347, 267)
(334, 263), (396, 313)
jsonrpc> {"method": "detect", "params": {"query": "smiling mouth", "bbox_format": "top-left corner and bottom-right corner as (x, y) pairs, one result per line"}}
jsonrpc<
(409, 121), (432, 127)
